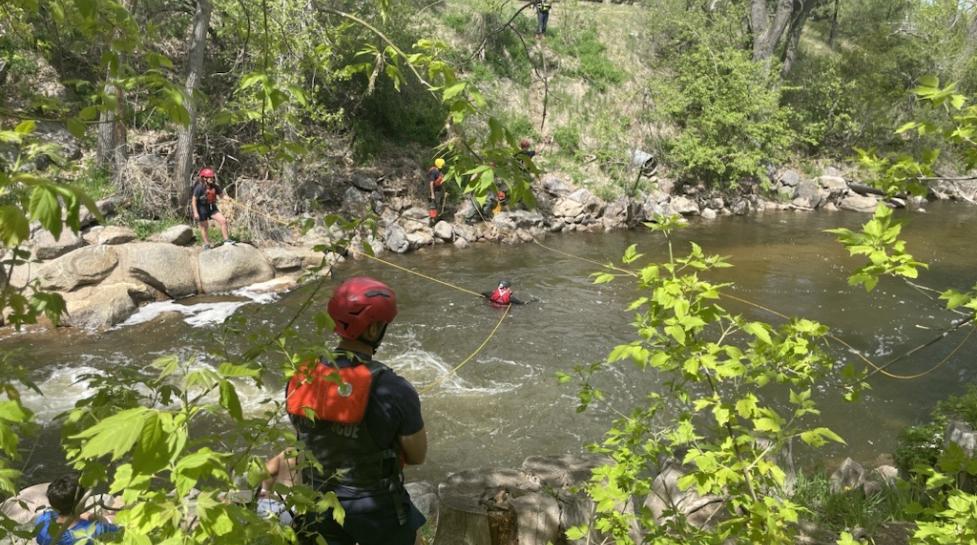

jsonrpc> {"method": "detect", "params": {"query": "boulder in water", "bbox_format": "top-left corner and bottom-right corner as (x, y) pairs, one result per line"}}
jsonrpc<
(198, 243), (275, 293)
(64, 283), (140, 330)
(839, 193), (879, 213)
(37, 246), (118, 291)
(121, 242), (197, 298)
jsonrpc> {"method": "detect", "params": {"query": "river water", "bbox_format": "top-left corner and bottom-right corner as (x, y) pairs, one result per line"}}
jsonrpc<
(4, 203), (976, 484)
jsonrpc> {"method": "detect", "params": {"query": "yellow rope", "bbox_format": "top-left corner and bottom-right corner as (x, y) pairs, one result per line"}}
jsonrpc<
(350, 250), (486, 298)
(223, 200), (509, 390)
(420, 304), (511, 395)
(532, 238), (975, 381)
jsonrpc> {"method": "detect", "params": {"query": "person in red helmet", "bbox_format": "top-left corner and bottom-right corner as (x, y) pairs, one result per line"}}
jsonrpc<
(481, 279), (528, 306)
(191, 167), (233, 249)
(287, 277), (427, 545)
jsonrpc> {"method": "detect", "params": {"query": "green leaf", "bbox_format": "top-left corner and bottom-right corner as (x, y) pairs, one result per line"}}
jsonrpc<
(664, 324), (686, 345)
(219, 380), (243, 421)
(14, 120), (36, 134)
(743, 322), (772, 345)
(442, 82), (467, 101)
(71, 407), (151, 461)
(0, 205), (30, 246)
(28, 185), (63, 239)
(66, 117), (86, 139)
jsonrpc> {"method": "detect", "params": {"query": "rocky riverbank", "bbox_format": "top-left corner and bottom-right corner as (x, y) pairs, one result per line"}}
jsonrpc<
(6, 166), (977, 331)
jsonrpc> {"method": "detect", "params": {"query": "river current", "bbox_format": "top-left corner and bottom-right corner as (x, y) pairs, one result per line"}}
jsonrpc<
(4, 202), (976, 484)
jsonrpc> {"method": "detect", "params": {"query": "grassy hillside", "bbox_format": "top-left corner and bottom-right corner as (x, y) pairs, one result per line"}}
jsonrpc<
(434, 0), (663, 199)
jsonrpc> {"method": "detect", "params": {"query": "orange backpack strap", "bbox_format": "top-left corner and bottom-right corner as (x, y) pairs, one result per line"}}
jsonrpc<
(286, 360), (386, 425)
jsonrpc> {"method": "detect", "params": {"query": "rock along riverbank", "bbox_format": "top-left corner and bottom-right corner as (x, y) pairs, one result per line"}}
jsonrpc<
(5, 167), (976, 331)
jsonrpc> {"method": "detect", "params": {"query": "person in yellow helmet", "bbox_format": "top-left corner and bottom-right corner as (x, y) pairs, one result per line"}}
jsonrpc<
(427, 158), (447, 225)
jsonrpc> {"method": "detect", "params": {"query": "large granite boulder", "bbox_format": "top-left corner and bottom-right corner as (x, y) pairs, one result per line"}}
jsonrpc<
(541, 176), (574, 197)
(37, 246), (118, 291)
(552, 197), (585, 218)
(64, 283), (139, 330)
(778, 169), (802, 187)
(793, 179), (826, 209)
(406, 228), (435, 248)
(341, 186), (372, 217)
(350, 173), (379, 192)
(121, 242), (197, 297)
(504, 210), (546, 229)
(552, 188), (605, 221)
(260, 246), (314, 271)
(432, 221), (454, 241)
(384, 224), (409, 253)
(30, 229), (85, 260)
(1, 483), (49, 525)
(198, 244), (275, 293)
(644, 464), (724, 529)
(830, 457), (866, 494)
(603, 197), (629, 230)
(83, 225), (136, 246)
(945, 420), (977, 458)
(152, 224), (196, 246)
(839, 193), (879, 213)
(818, 175), (849, 196)
(668, 195), (700, 216)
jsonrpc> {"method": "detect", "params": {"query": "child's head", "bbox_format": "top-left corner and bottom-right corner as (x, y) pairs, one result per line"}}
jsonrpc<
(47, 474), (85, 515)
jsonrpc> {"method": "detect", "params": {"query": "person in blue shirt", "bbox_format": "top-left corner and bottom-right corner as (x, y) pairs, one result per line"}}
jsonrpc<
(34, 474), (119, 545)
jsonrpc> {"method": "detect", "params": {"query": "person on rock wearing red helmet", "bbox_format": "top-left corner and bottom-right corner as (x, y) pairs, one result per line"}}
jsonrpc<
(191, 167), (233, 249)
(287, 277), (427, 545)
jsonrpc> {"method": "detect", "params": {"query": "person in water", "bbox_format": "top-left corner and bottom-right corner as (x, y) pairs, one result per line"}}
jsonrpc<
(34, 474), (120, 545)
(482, 279), (527, 306)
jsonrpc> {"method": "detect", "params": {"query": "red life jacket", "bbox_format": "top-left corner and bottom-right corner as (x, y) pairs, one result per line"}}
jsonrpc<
(489, 287), (512, 305)
(286, 360), (381, 424)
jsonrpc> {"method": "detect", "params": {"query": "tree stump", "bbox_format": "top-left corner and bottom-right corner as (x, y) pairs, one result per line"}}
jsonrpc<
(433, 468), (559, 545)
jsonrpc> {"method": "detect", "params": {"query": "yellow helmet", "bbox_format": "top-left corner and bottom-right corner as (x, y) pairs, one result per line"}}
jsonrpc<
(434, 158), (445, 169)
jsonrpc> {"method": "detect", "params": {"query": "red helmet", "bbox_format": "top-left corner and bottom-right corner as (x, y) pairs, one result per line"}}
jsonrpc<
(519, 139), (531, 149)
(199, 167), (216, 179)
(328, 277), (398, 340)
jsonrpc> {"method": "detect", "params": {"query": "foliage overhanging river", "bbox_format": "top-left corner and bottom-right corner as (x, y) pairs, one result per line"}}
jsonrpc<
(5, 202), (977, 485)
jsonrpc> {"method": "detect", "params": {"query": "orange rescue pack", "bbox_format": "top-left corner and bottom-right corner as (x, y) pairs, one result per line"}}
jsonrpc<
(286, 361), (378, 425)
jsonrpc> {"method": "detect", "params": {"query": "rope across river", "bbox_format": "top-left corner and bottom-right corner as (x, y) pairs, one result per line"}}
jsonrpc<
(224, 198), (972, 382)
(531, 239), (976, 381)
(222, 199), (513, 393)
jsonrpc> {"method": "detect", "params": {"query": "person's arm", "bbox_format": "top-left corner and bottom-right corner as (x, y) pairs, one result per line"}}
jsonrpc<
(399, 427), (427, 465)
(509, 296), (527, 305)
(191, 192), (200, 220)
(481, 290), (493, 299)
(262, 452), (283, 493)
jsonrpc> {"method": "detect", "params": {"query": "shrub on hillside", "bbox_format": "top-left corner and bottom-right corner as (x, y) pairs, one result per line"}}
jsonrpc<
(656, 46), (796, 186)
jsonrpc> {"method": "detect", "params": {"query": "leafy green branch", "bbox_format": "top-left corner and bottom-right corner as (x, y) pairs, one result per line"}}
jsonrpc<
(566, 216), (849, 545)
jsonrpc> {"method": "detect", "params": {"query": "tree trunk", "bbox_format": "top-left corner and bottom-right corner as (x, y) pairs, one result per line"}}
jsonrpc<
(96, 77), (127, 184)
(828, 0), (840, 49)
(781, 0), (816, 78)
(171, 0), (212, 214)
(953, 9), (977, 81)
(750, 0), (796, 67)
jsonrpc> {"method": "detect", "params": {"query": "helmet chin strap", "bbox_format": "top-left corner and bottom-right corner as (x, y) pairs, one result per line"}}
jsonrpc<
(360, 323), (388, 351)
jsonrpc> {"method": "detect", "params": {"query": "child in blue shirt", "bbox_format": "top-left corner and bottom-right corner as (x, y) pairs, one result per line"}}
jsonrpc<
(34, 474), (119, 545)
